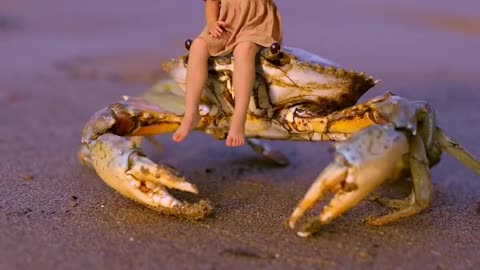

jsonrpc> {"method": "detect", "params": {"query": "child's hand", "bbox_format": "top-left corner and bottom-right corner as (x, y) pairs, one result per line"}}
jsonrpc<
(207, 21), (226, 38)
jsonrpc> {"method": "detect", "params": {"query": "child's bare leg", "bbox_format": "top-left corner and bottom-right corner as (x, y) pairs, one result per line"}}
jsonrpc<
(172, 38), (210, 142)
(226, 41), (261, 147)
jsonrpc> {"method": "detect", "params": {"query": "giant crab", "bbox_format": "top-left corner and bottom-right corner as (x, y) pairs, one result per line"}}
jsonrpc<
(78, 41), (480, 237)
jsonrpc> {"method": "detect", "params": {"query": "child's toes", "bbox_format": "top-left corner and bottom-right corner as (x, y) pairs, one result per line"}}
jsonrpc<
(226, 136), (233, 147)
(172, 132), (182, 142)
(235, 137), (243, 147)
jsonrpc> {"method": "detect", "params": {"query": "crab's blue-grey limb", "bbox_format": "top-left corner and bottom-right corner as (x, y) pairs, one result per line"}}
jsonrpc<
(77, 144), (92, 168)
(246, 138), (289, 166)
(375, 97), (439, 163)
(145, 136), (164, 152)
(288, 125), (410, 237)
(365, 132), (432, 226)
(372, 94), (480, 174)
(434, 128), (480, 175)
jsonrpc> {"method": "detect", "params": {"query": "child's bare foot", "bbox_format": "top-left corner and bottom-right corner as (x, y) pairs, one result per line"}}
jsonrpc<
(225, 125), (245, 147)
(172, 113), (200, 143)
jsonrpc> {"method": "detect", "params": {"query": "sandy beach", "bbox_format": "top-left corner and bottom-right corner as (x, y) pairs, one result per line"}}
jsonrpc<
(1, 0), (480, 269)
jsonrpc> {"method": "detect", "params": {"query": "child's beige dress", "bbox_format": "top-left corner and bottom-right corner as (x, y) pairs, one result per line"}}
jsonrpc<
(199, 0), (283, 56)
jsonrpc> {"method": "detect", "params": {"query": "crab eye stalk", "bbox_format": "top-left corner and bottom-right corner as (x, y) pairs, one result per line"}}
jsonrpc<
(270, 43), (281, 55)
(263, 43), (281, 60)
(262, 43), (290, 66)
(185, 39), (193, 51)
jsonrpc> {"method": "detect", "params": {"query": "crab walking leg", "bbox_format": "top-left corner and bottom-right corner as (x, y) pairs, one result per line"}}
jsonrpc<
(366, 133), (433, 226)
(370, 196), (414, 210)
(246, 139), (289, 166)
(417, 102), (436, 152)
(145, 136), (164, 152)
(288, 162), (348, 228)
(434, 128), (480, 175)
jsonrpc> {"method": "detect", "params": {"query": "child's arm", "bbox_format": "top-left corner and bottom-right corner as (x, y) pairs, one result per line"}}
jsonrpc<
(204, 0), (225, 38)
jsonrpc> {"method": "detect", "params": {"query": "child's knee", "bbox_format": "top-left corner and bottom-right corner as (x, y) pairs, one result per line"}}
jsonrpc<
(234, 41), (260, 56)
(191, 38), (208, 52)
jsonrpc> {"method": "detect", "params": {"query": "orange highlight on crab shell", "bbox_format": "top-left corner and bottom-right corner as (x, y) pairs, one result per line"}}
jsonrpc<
(328, 116), (375, 134)
(132, 123), (180, 136)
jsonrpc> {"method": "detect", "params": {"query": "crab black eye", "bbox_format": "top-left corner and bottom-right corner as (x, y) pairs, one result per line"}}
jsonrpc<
(185, 39), (193, 51)
(262, 43), (291, 66)
(270, 43), (281, 55)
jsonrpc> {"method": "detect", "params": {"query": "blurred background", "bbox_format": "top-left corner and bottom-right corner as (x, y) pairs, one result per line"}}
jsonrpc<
(2, 0), (480, 82)
(1, 0), (480, 269)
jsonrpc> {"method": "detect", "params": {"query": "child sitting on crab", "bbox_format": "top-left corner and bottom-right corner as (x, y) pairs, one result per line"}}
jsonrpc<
(172, 0), (283, 147)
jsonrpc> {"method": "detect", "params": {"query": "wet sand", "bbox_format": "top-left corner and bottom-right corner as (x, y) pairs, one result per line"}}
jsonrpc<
(1, 0), (480, 269)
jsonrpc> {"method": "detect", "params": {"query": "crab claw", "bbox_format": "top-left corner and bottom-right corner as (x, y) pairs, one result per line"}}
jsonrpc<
(81, 99), (213, 220)
(89, 134), (198, 205)
(288, 125), (410, 237)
